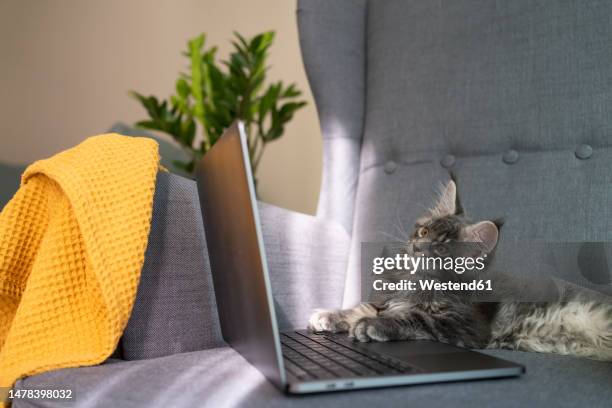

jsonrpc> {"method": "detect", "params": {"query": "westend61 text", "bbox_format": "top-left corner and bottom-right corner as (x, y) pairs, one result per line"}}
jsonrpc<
(373, 279), (493, 292)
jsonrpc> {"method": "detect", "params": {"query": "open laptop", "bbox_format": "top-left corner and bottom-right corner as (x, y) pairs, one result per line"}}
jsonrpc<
(194, 121), (524, 394)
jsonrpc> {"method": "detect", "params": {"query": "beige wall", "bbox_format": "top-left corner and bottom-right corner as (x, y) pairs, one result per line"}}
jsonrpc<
(0, 0), (322, 214)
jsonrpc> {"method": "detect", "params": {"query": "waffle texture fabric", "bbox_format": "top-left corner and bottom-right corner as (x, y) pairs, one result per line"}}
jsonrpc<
(0, 134), (159, 406)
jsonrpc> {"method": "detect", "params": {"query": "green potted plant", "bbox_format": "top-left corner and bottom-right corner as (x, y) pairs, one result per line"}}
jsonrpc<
(130, 31), (307, 179)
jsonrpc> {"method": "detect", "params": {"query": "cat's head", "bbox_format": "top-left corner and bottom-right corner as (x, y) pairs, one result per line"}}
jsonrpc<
(408, 179), (501, 260)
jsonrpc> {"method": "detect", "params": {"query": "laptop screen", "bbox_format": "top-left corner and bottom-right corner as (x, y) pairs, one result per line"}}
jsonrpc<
(195, 121), (286, 388)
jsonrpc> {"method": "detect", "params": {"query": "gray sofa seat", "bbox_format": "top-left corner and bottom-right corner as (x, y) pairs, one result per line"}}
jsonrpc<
(15, 347), (612, 408)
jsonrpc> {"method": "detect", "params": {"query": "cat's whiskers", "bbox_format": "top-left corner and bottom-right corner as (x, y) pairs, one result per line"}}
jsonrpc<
(378, 230), (406, 244)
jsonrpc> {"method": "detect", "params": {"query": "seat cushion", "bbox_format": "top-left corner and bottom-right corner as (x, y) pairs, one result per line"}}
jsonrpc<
(13, 348), (612, 407)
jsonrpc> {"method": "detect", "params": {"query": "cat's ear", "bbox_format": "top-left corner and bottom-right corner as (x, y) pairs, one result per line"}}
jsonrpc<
(463, 221), (499, 254)
(449, 172), (464, 215)
(430, 180), (458, 218)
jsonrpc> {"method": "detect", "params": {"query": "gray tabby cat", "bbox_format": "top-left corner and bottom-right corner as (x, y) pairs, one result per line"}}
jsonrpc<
(309, 179), (612, 361)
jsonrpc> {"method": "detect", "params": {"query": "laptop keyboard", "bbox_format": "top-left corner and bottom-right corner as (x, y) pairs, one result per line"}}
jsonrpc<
(281, 331), (419, 381)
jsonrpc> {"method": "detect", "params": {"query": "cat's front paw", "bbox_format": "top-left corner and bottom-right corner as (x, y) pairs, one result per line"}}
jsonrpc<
(350, 317), (391, 342)
(308, 309), (349, 333)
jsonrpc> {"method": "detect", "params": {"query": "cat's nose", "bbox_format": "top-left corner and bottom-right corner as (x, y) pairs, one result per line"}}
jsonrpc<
(412, 242), (425, 253)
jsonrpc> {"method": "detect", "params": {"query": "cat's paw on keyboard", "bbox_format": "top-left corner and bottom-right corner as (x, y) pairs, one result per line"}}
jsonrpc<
(308, 309), (350, 333)
(350, 317), (391, 342)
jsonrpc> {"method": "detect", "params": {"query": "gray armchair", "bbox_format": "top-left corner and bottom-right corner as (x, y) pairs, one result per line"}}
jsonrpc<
(0, 162), (25, 210)
(14, 1), (612, 407)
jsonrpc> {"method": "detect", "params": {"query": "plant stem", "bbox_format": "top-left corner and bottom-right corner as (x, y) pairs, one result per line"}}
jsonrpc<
(252, 139), (266, 171)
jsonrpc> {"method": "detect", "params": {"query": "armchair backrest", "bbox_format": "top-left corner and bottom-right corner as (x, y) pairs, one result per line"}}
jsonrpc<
(298, 0), (612, 306)
(298, 0), (368, 233)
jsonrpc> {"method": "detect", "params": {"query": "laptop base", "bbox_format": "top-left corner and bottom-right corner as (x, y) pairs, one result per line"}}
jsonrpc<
(284, 330), (524, 394)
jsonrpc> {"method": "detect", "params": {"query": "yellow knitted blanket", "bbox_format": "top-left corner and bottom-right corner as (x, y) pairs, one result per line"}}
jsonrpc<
(0, 134), (159, 406)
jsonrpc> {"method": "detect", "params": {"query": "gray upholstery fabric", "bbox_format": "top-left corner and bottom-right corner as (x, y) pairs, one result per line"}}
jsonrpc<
(297, 0), (367, 233)
(14, 347), (612, 408)
(259, 203), (350, 330)
(121, 172), (224, 359)
(363, 1), (612, 165)
(122, 172), (350, 359)
(0, 161), (25, 210)
(340, 0), (612, 305)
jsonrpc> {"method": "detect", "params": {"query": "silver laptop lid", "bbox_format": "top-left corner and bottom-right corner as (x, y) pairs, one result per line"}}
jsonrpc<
(195, 121), (286, 388)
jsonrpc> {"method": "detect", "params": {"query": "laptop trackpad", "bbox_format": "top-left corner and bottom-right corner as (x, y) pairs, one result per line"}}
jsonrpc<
(354, 340), (517, 372)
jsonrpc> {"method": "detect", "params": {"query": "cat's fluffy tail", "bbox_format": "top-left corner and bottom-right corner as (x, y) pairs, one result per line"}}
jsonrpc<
(490, 301), (612, 361)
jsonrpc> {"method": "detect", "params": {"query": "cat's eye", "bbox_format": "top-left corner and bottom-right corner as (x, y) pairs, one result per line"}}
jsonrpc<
(436, 246), (449, 255)
(417, 227), (429, 238)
